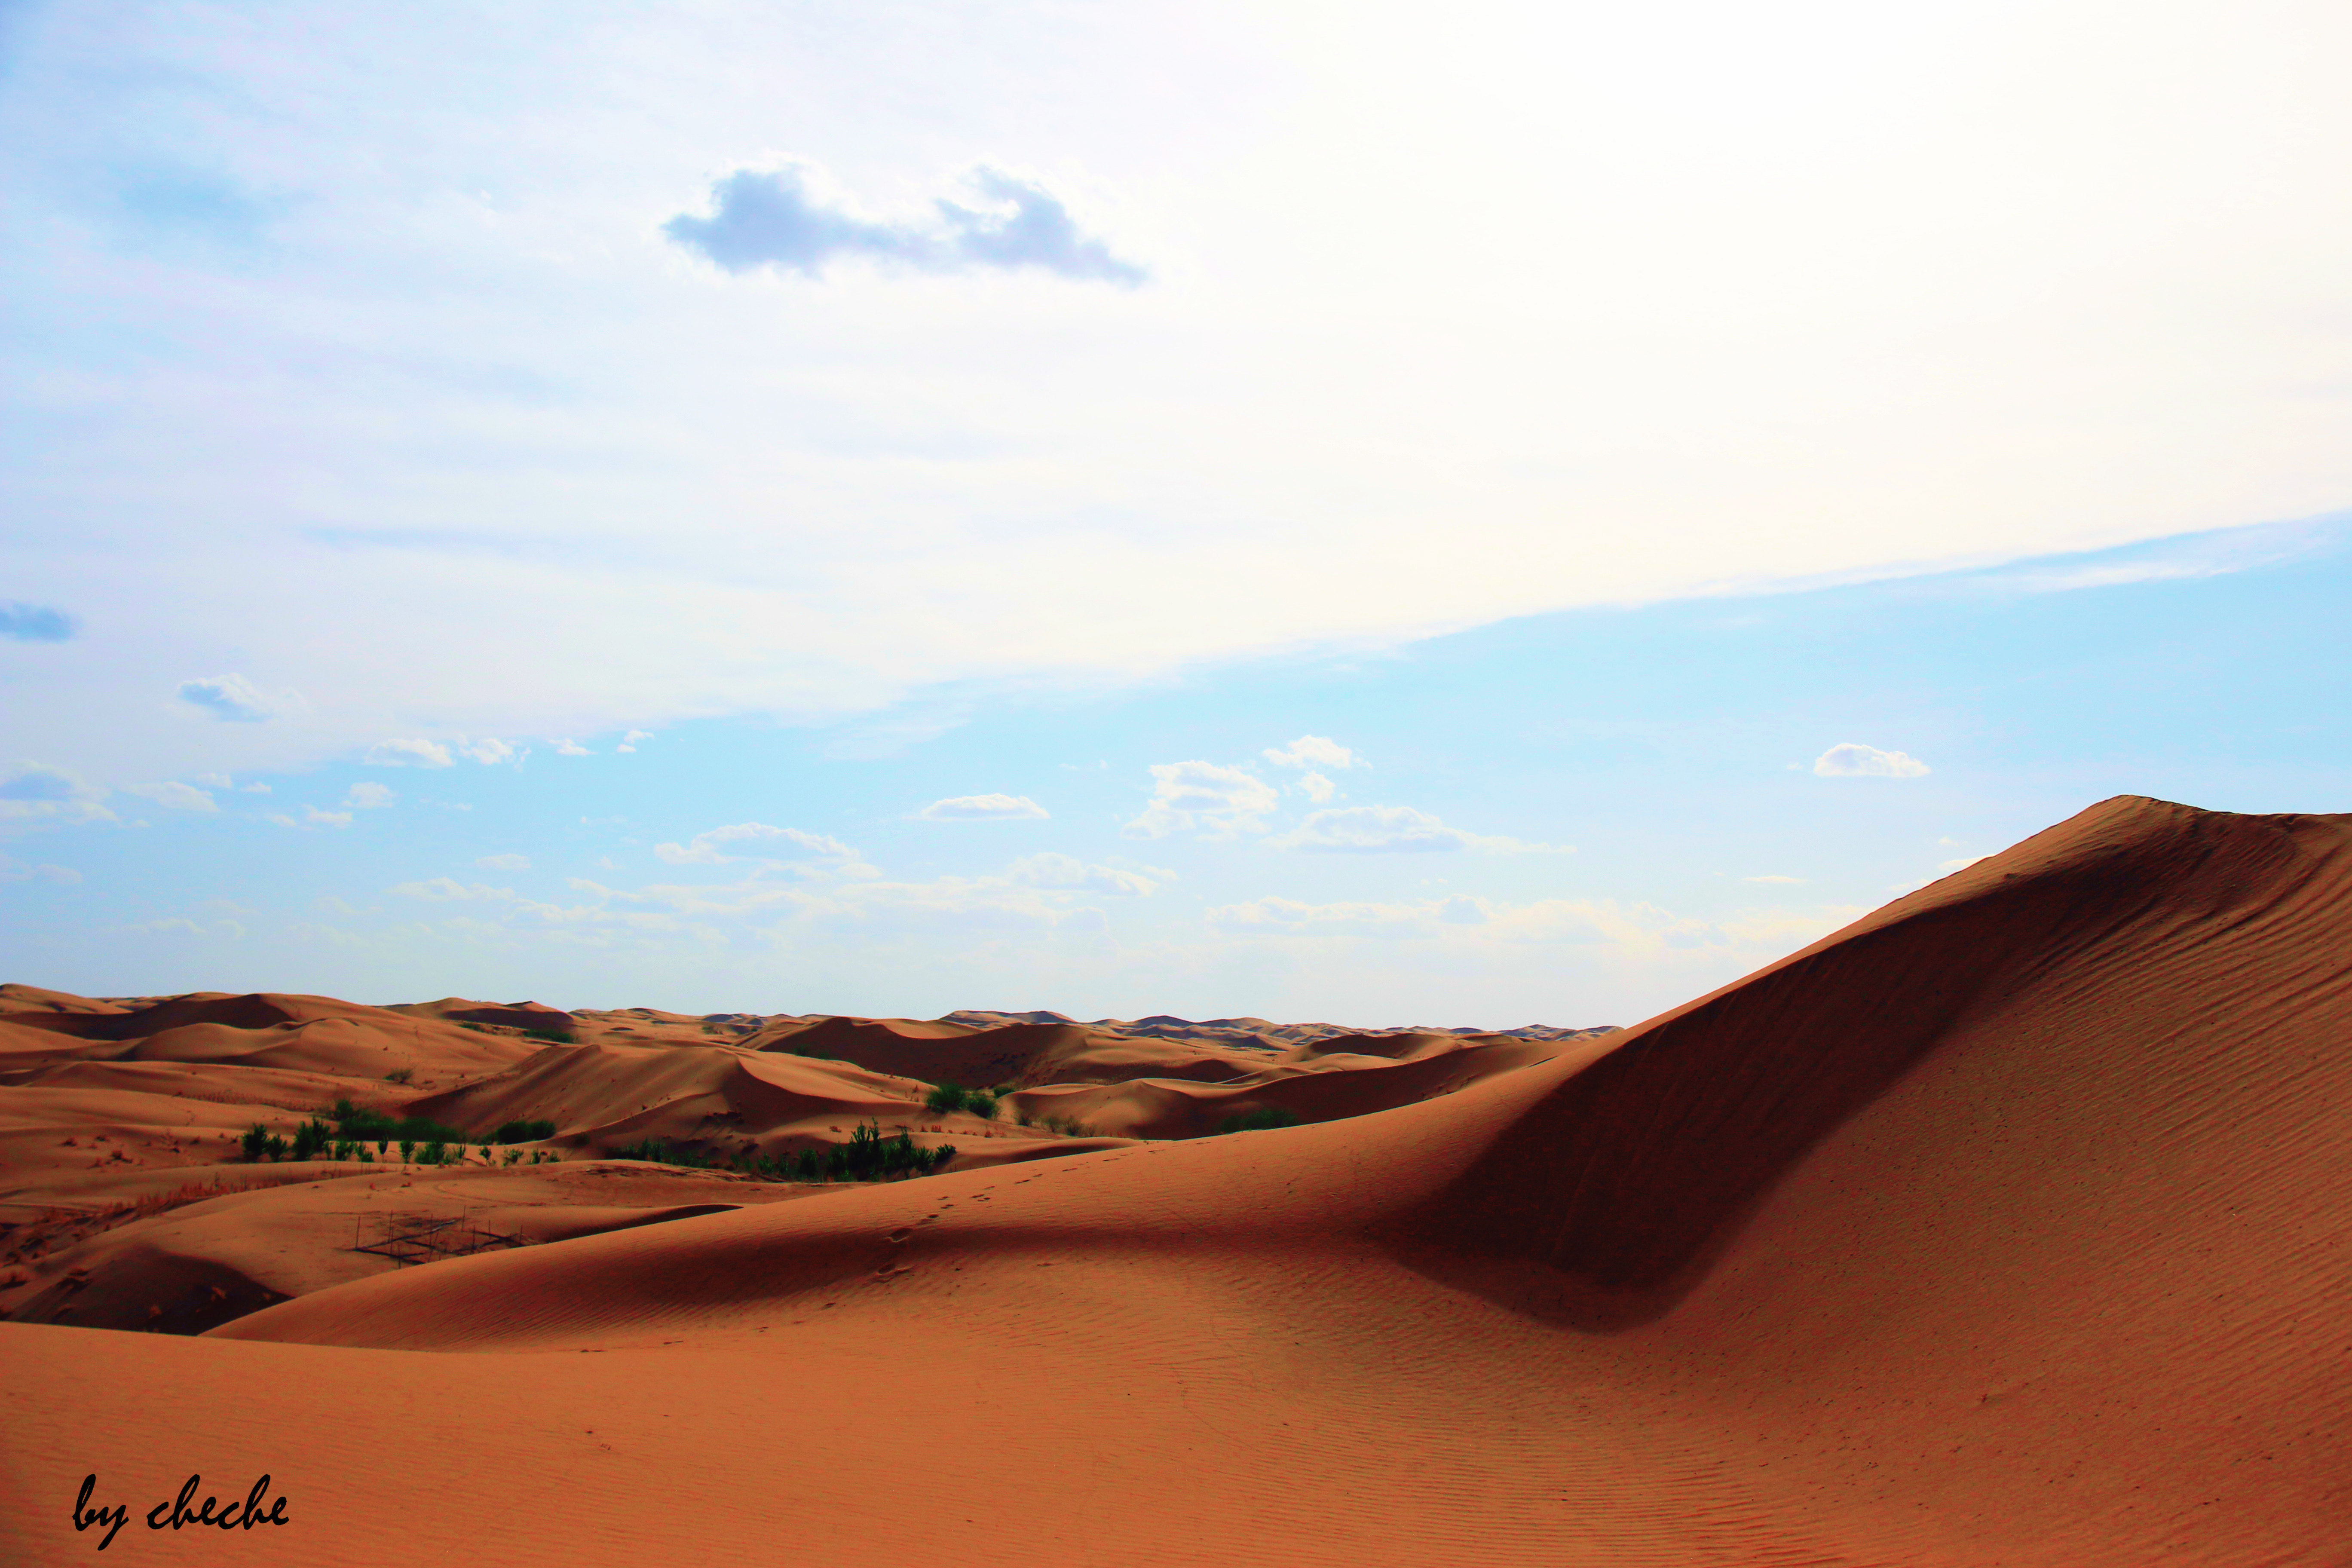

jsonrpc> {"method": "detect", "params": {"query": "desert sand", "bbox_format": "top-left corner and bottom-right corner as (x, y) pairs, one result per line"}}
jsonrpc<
(3, 795), (2346, 1564)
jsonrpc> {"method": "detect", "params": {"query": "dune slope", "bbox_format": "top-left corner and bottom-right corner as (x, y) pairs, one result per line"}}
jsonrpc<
(4, 796), (2346, 1567)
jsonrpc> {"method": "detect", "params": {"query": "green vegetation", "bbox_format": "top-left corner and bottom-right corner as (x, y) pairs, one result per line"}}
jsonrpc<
(924, 1083), (1001, 1120)
(1036, 1114), (1094, 1138)
(384, 1066), (415, 1085)
(521, 1026), (576, 1044)
(615, 1123), (955, 1183)
(398, 1139), (416, 1162)
(1217, 1107), (1302, 1135)
(240, 1124), (270, 1162)
(326, 1099), (470, 1148)
(610, 1136), (710, 1167)
(492, 1118), (557, 1143)
(287, 1117), (335, 1161)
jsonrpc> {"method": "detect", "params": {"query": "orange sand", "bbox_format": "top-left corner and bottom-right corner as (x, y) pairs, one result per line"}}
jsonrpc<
(3, 796), (2346, 1564)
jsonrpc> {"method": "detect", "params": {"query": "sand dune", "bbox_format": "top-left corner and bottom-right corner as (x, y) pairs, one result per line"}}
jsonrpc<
(5, 796), (2346, 1565)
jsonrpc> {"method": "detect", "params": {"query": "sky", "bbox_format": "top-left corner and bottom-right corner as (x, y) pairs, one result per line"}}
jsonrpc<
(4, 0), (2349, 1026)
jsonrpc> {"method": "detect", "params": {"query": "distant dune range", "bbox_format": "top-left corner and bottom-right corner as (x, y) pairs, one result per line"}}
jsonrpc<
(4, 796), (2347, 1565)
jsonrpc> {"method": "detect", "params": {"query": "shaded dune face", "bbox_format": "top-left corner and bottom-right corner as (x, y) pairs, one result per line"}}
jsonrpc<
(1394, 797), (2352, 1327)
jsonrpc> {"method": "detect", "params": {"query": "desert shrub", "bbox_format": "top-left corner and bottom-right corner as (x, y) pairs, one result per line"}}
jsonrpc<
(522, 1026), (576, 1044)
(331, 1139), (355, 1162)
(331, 1103), (470, 1147)
(240, 1124), (270, 1162)
(376, 1139), (388, 1155)
(1217, 1107), (1302, 1135)
(924, 1082), (971, 1114)
(492, 1118), (557, 1144)
(385, 1066), (415, 1085)
(609, 1136), (708, 1167)
(263, 1133), (288, 1161)
(288, 1118), (331, 1161)
(502, 1148), (523, 1167)
(966, 1090), (1000, 1121)
(1014, 1108), (1034, 1127)
(420, 1140), (446, 1166)
(460, 1022), (488, 1032)
(398, 1139), (416, 1162)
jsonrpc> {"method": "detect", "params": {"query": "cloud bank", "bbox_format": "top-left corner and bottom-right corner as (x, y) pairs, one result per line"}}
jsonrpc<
(665, 164), (1145, 285)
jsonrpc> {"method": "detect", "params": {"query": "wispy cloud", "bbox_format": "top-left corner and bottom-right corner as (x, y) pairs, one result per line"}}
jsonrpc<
(0, 764), (113, 824)
(125, 781), (217, 812)
(918, 793), (1048, 821)
(652, 821), (866, 869)
(1266, 805), (1566, 854)
(1263, 735), (1361, 770)
(477, 852), (530, 871)
(268, 805), (352, 829)
(365, 738), (453, 768)
(665, 163), (1145, 286)
(343, 782), (396, 808)
(1813, 743), (1931, 778)
(0, 602), (76, 642)
(177, 674), (281, 722)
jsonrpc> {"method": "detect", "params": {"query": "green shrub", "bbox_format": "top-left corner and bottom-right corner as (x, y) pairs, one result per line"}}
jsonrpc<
(492, 1118), (557, 1144)
(966, 1090), (1000, 1121)
(263, 1133), (288, 1161)
(420, 1140), (446, 1166)
(240, 1124), (270, 1162)
(522, 1026), (576, 1044)
(1217, 1107), (1302, 1135)
(385, 1066), (414, 1085)
(924, 1082), (970, 1114)
(398, 1139), (415, 1162)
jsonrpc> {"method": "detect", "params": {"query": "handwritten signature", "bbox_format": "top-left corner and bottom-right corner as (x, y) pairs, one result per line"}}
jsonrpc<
(74, 1473), (289, 1550)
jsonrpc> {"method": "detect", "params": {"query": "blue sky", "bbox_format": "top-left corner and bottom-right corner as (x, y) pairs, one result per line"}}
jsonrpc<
(4, 2), (2349, 1024)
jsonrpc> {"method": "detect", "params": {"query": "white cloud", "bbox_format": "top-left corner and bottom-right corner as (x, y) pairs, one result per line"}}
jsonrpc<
(366, 738), (454, 768)
(1122, 761), (1280, 840)
(616, 730), (654, 753)
(268, 805), (353, 829)
(392, 877), (514, 900)
(343, 781), (396, 808)
(477, 852), (531, 870)
(554, 739), (591, 756)
(457, 737), (519, 765)
(1742, 874), (1806, 884)
(0, 856), (82, 884)
(175, 674), (282, 723)
(1296, 772), (1338, 804)
(126, 781), (217, 812)
(1263, 735), (1362, 771)
(1266, 804), (1568, 854)
(917, 793), (1049, 821)
(652, 822), (864, 868)
(1813, 743), (1932, 778)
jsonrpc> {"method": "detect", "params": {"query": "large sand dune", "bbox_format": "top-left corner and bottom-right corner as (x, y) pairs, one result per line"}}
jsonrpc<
(4, 796), (2346, 1564)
